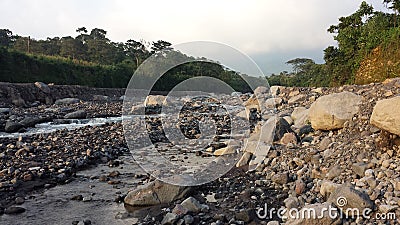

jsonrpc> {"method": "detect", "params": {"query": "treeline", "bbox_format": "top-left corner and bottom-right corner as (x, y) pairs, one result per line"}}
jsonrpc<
(0, 27), (255, 92)
(267, 0), (400, 87)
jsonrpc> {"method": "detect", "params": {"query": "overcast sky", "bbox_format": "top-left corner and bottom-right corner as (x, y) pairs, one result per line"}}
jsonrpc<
(0, 0), (389, 74)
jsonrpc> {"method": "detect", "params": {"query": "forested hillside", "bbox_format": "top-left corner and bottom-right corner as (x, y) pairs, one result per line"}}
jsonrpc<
(0, 27), (254, 92)
(267, 0), (400, 87)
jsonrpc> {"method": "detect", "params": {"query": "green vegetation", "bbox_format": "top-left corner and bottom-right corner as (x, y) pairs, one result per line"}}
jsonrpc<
(0, 27), (255, 92)
(267, 1), (400, 87)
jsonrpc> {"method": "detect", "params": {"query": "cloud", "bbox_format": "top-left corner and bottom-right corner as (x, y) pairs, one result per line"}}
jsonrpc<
(0, 0), (391, 73)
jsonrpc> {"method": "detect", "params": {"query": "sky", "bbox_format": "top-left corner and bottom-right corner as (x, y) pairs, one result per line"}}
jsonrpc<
(0, 0), (390, 75)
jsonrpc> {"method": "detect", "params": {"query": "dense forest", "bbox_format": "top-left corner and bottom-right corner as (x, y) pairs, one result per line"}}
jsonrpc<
(0, 27), (255, 92)
(267, 0), (400, 87)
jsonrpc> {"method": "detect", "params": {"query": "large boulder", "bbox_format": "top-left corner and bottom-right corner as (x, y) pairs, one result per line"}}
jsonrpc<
(20, 116), (46, 128)
(327, 184), (373, 217)
(34, 82), (51, 94)
(309, 92), (362, 130)
(144, 95), (167, 106)
(64, 110), (87, 119)
(370, 96), (400, 136)
(5, 121), (23, 133)
(124, 180), (191, 206)
(249, 116), (292, 144)
(54, 98), (80, 105)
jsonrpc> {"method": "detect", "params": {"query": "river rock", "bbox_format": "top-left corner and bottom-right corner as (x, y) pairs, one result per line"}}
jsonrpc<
(254, 86), (269, 96)
(288, 94), (306, 105)
(271, 172), (289, 185)
(34, 81), (51, 94)
(20, 116), (45, 128)
(161, 213), (178, 225)
(4, 206), (26, 214)
(5, 121), (23, 133)
(320, 180), (339, 198)
(264, 97), (283, 107)
(280, 133), (298, 145)
(124, 180), (191, 206)
(291, 107), (309, 128)
(352, 162), (368, 177)
(64, 110), (87, 119)
(55, 98), (80, 105)
(270, 86), (281, 96)
(93, 95), (109, 101)
(370, 96), (400, 136)
(327, 184), (373, 217)
(249, 117), (292, 144)
(180, 197), (204, 213)
(144, 95), (167, 106)
(244, 95), (261, 115)
(309, 92), (362, 130)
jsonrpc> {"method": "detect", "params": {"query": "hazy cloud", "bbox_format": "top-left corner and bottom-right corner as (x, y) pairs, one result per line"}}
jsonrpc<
(0, 0), (389, 73)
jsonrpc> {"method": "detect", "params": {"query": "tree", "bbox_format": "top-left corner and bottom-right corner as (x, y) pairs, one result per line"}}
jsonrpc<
(60, 36), (84, 59)
(286, 58), (314, 74)
(383, 0), (400, 26)
(0, 29), (15, 48)
(76, 27), (88, 44)
(151, 40), (172, 53)
(126, 39), (147, 67)
(76, 27), (88, 34)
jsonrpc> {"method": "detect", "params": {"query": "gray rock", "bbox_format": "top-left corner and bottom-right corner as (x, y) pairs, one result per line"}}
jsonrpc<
(271, 172), (289, 185)
(236, 152), (252, 167)
(34, 81), (51, 94)
(309, 92), (362, 130)
(183, 215), (194, 224)
(288, 94), (306, 105)
(320, 180), (339, 198)
(161, 213), (179, 225)
(249, 116), (292, 144)
(235, 209), (255, 223)
(264, 97), (283, 107)
(12, 98), (26, 107)
(4, 206), (26, 214)
(180, 197), (204, 213)
(20, 116), (45, 128)
(254, 86), (269, 96)
(319, 137), (332, 150)
(64, 110), (87, 119)
(270, 86), (281, 96)
(370, 96), (400, 136)
(54, 98), (80, 105)
(291, 107), (309, 128)
(93, 95), (109, 101)
(5, 121), (23, 133)
(124, 180), (191, 206)
(328, 184), (374, 217)
(352, 162), (368, 177)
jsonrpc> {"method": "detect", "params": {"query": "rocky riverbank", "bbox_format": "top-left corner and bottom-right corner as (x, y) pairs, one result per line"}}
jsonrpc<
(0, 79), (400, 224)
